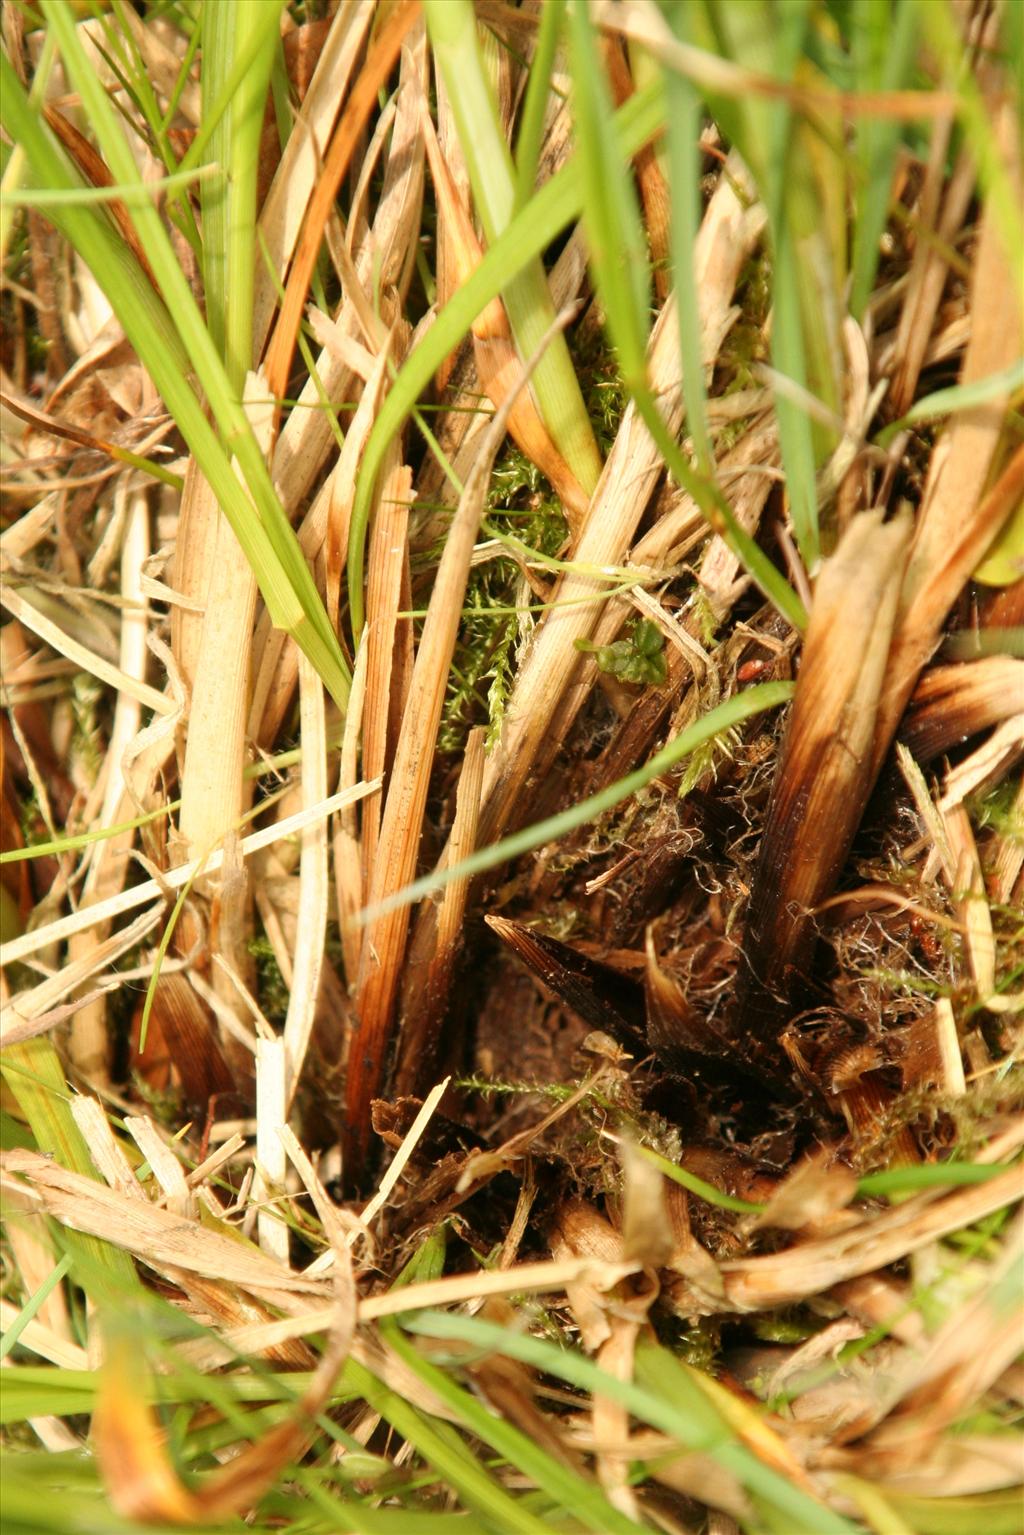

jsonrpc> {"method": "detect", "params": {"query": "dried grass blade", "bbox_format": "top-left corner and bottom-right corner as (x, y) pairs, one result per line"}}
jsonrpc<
(334, 635), (370, 990)
(280, 654), (330, 1109)
(267, 27), (426, 537)
(868, 1212), (1024, 1441)
(69, 1098), (146, 1203)
(263, 0), (421, 405)
(737, 507), (913, 1037)
(67, 487), (151, 1084)
(719, 1164), (1024, 1312)
(0, 584), (172, 718)
(903, 657), (1024, 761)
(2, 907), (162, 1049)
(93, 1261), (354, 1524)
(0, 1147), (328, 1299)
(871, 98), (1024, 775)
(944, 803), (996, 1003)
(176, 372), (270, 870)
(395, 727), (485, 1095)
(360, 457), (413, 891)
(0, 781), (380, 969)
(122, 1116), (192, 1219)
(252, 3), (375, 354)
(255, 1034), (289, 1262)
(421, 103), (591, 531)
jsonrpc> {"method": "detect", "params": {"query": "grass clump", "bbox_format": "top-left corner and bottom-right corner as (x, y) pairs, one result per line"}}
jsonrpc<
(1, 2), (1022, 1533)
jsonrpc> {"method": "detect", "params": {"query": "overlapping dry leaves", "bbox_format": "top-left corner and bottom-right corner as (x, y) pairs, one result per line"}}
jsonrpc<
(1, 3), (1022, 1531)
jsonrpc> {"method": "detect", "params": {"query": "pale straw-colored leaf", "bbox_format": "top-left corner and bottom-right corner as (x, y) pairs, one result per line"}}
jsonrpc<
(69, 1097), (146, 1202)
(251, 4), (375, 356)
(0, 779), (380, 968)
(1, 905), (161, 1047)
(0, 1297), (88, 1371)
(67, 483), (150, 1083)
(361, 456), (413, 890)
(943, 803), (996, 1002)
(334, 632), (370, 990)
(0, 583), (172, 716)
(871, 98), (1024, 775)
(282, 654), (329, 1109)
(718, 1164), (1024, 1312)
(123, 1116), (192, 1219)
(255, 1034), (289, 1262)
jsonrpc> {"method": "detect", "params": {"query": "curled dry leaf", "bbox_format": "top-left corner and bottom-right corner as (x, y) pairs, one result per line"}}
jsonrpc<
(94, 1253), (355, 1524)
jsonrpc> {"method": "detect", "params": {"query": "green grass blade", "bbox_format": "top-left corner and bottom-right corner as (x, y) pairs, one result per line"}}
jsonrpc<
(2, 163), (217, 206)
(879, 1489), (1024, 1535)
(0, 45), (188, 371)
(1, 1039), (138, 1290)
(201, 0), (280, 387)
(771, 214), (822, 568)
(171, 1), (284, 198)
(565, 4), (806, 627)
(401, 1314), (859, 1534)
(634, 1144), (766, 1214)
(567, 0), (652, 384)
(849, 0), (923, 318)
(512, 0), (565, 216)
(919, 0), (1024, 308)
(0, 1254), (72, 1362)
(425, 0), (602, 501)
(671, 0), (826, 571)
(664, 64), (712, 473)
(381, 1320), (644, 1535)
(876, 358), (1024, 446)
(342, 1355), (555, 1535)
(856, 1163), (1013, 1197)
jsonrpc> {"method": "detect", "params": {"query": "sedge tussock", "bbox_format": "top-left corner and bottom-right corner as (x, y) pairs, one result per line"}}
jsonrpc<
(3, 5), (1022, 1531)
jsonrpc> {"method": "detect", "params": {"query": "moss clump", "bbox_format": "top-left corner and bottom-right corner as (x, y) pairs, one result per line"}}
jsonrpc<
(439, 445), (568, 755)
(248, 934), (290, 1027)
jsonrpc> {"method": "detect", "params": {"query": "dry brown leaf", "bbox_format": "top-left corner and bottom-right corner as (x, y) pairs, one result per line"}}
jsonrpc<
(738, 507), (912, 1035)
(344, 312), (577, 1175)
(749, 1155), (858, 1234)
(395, 727), (486, 1094)
(871, 92), (1024, 775)
(720, 1162), (1024, 1311)
(1, 1147), (330, 1304)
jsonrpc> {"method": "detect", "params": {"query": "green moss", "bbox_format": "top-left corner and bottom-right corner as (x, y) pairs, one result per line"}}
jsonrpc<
(664, 1317), (722, 1375)
(438, 445), (568, 756)
(970, 777), (1024, 838)
(436, 324), (632, 757)
(714, 249), (772, 399)
(751, 1310), (820, 1345)
(575, 327), (627, 456)
(248, 934), (290, 1027)
(129, 1069), (184, 1130)
(675, 726), (740, 800)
